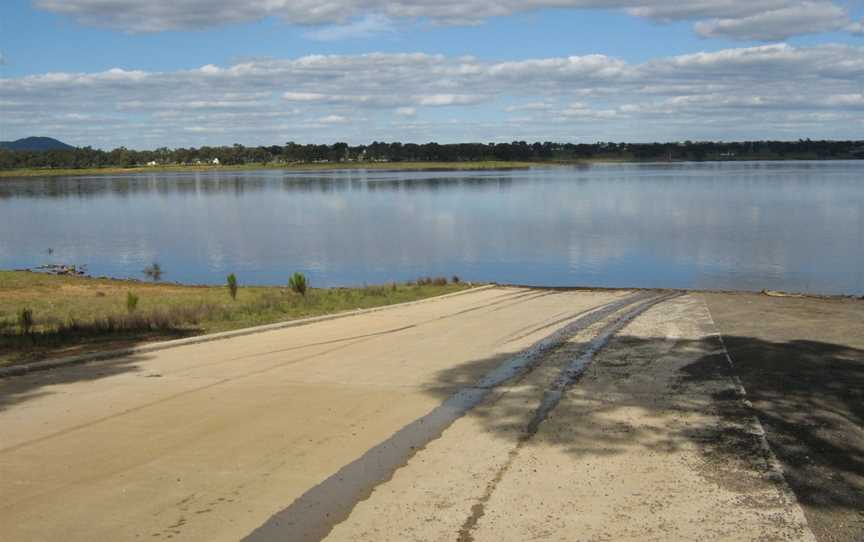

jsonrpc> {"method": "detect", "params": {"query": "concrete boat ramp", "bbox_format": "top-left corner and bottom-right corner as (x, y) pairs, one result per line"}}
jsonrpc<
(2, 286), (861, 541)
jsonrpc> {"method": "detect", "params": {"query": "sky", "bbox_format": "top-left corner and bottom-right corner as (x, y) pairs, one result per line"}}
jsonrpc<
(0, 0), (863, 149)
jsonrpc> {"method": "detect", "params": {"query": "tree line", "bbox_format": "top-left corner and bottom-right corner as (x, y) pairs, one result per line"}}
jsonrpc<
(2, 139), (862, 170)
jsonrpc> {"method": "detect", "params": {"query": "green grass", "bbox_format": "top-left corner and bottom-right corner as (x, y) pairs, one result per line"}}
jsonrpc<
(0, 161), (544, 178)
(0, 271), (471, 367)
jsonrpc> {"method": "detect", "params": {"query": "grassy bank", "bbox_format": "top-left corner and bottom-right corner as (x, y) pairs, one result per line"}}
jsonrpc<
(0, 161), (542, 178)
(0, 271), (470, 367)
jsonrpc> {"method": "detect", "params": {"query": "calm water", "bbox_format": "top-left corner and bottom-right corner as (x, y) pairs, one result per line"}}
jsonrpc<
(1, 161), (862, 294)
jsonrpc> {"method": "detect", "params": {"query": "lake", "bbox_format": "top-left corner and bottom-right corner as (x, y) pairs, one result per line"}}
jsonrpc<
(1, 161), (862, 295)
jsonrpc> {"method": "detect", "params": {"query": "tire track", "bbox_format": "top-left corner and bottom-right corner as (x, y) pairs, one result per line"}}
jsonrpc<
(241, 290), (660, 542)
(158, 288), (548, 376)
(0, 289), (561, 455)
(456, 291), (681, 542)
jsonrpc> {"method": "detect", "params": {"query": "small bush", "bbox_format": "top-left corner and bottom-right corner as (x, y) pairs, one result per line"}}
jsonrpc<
(126, 291), (139, 313)
(18, 308), (34, 335)
(452, 275), (460, 284)
(227, 273), (238, 300)
(143, 262), (163, 281)
(289, 272), (308, 296)
(415, 276), (449, 286)
(363, 285), (388, 297)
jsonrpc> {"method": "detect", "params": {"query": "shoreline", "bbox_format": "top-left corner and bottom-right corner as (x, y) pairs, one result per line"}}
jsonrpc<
(0, 161), (543, 178)
(11, 266), (864, 301)
(3, 269), (859, 370)
(1, 156), (860, 178)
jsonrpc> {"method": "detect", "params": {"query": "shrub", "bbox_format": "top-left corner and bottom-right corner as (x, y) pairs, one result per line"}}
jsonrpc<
(432, 276), (448, 286)
(18, 308), (34, 335)
(143, 262), (163, 281)
(227, 273), (238, 300)
(452, 275), (460, 284)
(363, 285), (387, 297)
(126, 291), (139, 313)
(288, 272), (308, 296)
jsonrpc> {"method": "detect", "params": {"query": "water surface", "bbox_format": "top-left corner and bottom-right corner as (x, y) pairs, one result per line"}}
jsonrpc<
(1, 161), (862, 294)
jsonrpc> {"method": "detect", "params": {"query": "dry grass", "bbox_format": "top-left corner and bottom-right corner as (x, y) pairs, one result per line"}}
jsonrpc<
(0, 271), (470, 367)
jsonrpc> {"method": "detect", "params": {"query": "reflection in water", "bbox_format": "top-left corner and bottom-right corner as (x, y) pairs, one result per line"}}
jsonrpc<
(1, 162), (862, 294)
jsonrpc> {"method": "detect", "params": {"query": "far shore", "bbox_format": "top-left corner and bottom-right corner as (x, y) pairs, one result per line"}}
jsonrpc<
(0, 160), (547, 178)
(1, 155), (858, 178)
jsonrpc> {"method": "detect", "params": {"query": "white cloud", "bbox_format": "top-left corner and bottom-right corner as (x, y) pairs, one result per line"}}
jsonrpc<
(283, 92), (329, 101)
(694, 1), (851, 40)
(304, 14), (394, 41)
(32, 0), (864, 40)
(415, 94), (484, 106)
(505, 102), (554, 112)
(2, 45), (863, 147)
(318, 114), (350, 124)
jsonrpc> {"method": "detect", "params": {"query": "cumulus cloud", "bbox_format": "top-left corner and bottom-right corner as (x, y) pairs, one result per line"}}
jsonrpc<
(303, 14), (395, 41)
(32, 0), (864, 40)
(694, 1), (851, 40)
(2, 45), (863, 146)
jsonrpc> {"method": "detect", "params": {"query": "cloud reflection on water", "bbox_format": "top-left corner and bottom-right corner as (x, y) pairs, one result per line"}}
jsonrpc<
(0, 162), (861, 295)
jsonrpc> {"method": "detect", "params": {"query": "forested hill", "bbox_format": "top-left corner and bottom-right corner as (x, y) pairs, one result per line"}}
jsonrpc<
(1, 139), (862, 170)
(0, 137), (75, 152)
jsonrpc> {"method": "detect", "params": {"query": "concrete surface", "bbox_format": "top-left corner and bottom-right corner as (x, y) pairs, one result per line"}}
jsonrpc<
(2, 286), (856, 541)
(704, 293), (864, 542)
(0, 287), (625, 540)
(324, 293), (815, 542)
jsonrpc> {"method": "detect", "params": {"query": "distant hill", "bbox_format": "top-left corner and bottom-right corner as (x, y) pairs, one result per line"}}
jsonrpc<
(0, 137), (76, 151)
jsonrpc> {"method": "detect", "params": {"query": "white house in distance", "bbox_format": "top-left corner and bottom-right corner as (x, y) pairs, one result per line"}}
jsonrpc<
(211, 158), (220, 165)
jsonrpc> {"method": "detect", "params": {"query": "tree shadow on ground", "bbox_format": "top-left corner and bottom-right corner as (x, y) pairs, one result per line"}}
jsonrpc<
(425, 332), (864, 534)
(0, 327), (197, 367)
(0, 331), (191, 412)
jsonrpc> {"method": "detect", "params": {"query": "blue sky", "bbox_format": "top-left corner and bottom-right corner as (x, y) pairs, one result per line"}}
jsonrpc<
(1, 0), (863, 148)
